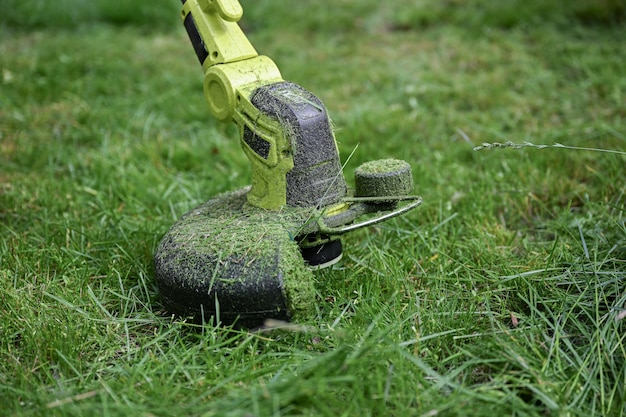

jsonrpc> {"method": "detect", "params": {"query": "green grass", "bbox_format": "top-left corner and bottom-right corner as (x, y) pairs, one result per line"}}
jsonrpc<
(1, 0), (625, 415)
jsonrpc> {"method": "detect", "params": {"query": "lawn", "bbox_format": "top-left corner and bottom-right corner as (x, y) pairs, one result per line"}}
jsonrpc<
(1, 0), (625, 416)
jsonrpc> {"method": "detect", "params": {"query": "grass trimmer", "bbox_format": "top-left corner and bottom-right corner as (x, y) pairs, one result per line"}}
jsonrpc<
(154, 0), (422, 326)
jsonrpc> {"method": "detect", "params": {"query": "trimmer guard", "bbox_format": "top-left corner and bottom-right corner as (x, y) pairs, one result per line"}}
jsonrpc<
(154, 187), (317, 327)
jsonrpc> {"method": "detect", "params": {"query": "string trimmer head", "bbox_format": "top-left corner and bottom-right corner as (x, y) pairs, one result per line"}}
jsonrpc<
(154, 0), (421, 327)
